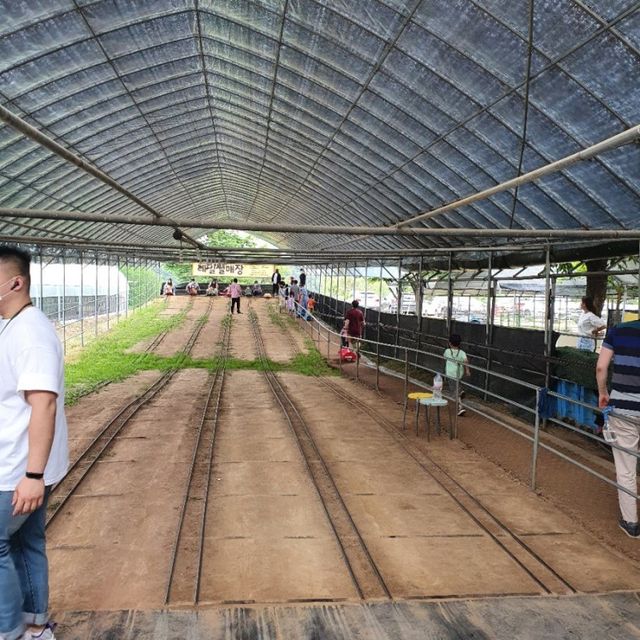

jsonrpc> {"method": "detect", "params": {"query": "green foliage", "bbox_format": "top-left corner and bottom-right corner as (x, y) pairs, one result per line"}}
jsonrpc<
(163, 231), (259, 283)
(206, 230), (256, 248)
(288, 344), (338, 377)
(162, 262), (193, 283)
(66, 300), (337, 404)
(121, 265), (162, 307)
(553, 347), (600, 391)
(65, 302), (188, 403)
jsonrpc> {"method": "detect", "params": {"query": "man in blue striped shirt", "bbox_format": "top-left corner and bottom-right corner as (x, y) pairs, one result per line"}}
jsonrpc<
(597, 319), (640, 538)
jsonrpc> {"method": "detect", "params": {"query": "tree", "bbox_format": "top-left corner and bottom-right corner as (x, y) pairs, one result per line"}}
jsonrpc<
(206, 230), (256, 249)
(585, 258), (607, 316)
(163, 231), (258, 282)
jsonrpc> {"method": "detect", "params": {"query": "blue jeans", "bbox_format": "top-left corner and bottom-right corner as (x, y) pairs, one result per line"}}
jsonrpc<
(0, 489), (50, 640)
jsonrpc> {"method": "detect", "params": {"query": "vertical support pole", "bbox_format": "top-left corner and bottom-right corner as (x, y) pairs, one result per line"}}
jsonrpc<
(543, 246), (553, 430)
(62, 252), (66, 354)
(531, 388), (541, 490)
(144, 258), (149, 305)
(403, 346), (409, 402)
(363, 259), (369, 342)
(138, 257), (142, 309)
(446, 253), (453, 335)
(343, 260), (348, 305)
(395, 258), (402, 360)
(124, 255), (129, 318)
(94, 252), (99, 337)
(352, 260), (356, 303)
(116, 255), (121, 325)
(39, 250), (44, 313)
(416, 255), (424, 369)
(329, 263), (334, 327)
(79, 251), (84, 347)
(338, 262), (342, 302)
(106, 254), (111, 331)
(483, 254), (493, 400)
(376, 260), (383, 391)
(453, 377), (460, 439)
(417, 255), (424, 332)
(355, 339), (360, 381)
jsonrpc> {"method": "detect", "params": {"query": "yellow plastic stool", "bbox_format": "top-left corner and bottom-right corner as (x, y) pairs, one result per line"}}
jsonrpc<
(403, 391), (433, 430)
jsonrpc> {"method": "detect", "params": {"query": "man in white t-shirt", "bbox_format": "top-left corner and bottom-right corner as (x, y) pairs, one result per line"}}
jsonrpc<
(0, 246), (68, 640)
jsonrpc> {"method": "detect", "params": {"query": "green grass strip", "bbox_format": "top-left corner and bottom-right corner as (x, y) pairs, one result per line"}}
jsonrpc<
(65, 301), (188, 404)
(65, 301), (338, 406)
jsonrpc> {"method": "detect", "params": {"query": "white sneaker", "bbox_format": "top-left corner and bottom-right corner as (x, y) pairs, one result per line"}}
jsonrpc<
(23, 623), (56, 640)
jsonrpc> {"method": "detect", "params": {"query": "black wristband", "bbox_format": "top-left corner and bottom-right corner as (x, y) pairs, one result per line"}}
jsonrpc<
(26, 471), (44, 480)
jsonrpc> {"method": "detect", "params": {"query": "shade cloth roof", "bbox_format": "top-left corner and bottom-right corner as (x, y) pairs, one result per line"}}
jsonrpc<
(0, 1), (639, 257)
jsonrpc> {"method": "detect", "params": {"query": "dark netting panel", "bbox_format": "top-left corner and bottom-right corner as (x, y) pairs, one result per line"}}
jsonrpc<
(319, 293), (562, 418)
(0, 1), (638, 249)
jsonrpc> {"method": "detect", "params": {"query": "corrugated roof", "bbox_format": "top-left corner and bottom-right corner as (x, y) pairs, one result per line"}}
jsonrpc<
(0, 1), (638, 256)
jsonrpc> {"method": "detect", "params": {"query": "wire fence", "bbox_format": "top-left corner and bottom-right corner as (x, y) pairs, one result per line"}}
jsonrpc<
(28, 249), (164, 355)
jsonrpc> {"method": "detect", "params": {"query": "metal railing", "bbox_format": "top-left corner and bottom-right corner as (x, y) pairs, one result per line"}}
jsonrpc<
(291, 298), (639, 509)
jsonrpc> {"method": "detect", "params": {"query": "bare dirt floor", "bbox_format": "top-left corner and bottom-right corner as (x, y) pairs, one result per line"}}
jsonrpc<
(48, 299), (640, 638)
(303, 318), (640, 565)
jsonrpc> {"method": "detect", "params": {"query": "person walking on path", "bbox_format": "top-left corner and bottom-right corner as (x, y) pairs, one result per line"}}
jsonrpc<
(298, 286), (309, 319)
(299, 269), (306, 287)
(229, 278), (243, 314)
(443, 334), (471, 416)
(0, 246), (68, 640)
(596, 317), (640, 538)
(343, 300), (365, 348)
(577, 296), (606, 351)
(290, 279), (300, 302)
(271, 268), (281, 295)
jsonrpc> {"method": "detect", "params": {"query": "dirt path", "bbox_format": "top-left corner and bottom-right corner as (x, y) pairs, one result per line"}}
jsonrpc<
(199, 369), (359, 604)
(48, 304), (640, 615)
(297, 318), (640, 563)
(49, 368), (213, 610)
(250, 298), (309, 362)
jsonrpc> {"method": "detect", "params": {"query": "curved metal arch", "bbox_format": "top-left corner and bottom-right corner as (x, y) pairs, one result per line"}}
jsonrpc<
(24, 33), (630, 235)
(1, 0), (640, 254)
(430, 0), (634, 129)
(28, 11), (205, 217)
(5, 37), (447, 217)
(405, 9), (636, 223)
(299, 2), (640, 231)
(194, 0), (230, 221)
(282, 27), (610, 230)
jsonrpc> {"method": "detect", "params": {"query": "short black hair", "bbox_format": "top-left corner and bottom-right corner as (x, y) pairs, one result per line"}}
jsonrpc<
(233, 278), (238, 282)
(449, 333), (461, 347)
(0, 245), (31, 282)
(352, 300), (359, 308)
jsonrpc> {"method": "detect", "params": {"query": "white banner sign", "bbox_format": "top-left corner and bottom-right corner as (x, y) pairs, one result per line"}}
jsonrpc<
(192, 263), (275, 278)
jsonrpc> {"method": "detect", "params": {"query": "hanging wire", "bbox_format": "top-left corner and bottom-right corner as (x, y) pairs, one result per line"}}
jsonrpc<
(509, 0), (536, 230)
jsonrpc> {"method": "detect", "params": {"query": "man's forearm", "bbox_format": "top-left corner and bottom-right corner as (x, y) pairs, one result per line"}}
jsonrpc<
(27, 397), (56, 473)
(596, 367), (608, 396)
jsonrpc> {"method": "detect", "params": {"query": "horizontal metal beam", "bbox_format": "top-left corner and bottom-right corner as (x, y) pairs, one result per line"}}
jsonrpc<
(2, 207), (640, 239)
(2, 234), (637, 270)
(0, 104), (204, 250)
(395, 123), (640, 228)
